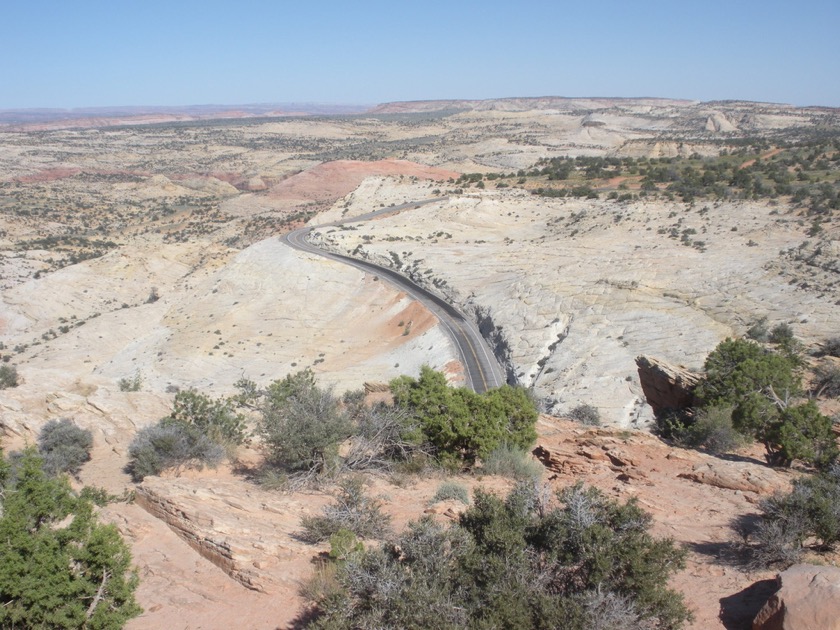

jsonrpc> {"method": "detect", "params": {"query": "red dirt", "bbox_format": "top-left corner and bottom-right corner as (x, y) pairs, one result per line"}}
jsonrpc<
(15, 168), (82, 183)
(738, 148), (784, 170)
(267, 159), (459, 203)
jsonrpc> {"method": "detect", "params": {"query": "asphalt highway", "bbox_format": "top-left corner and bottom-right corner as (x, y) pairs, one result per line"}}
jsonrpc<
(279, 198), (506, 393)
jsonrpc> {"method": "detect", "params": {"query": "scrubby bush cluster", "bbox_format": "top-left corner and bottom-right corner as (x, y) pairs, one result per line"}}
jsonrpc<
(299, 477), (391, 543)
(165, 389), (246, 450)
(430, 481), (470, 505)
(821, 336), (840, 357)
(660, 337), (837, 468)
(302, 482), (691, 629)
(675, 405), (748, 454)
(37, 418), (93, 477)
(0, 365), (18, 389)
(480, 442), (543, 480)
(247, 366), (538, 486)
(742, 464), (840, 569)
(813, 362), (840, 398)
(117, 371), (143, 392)
(255, 370), (354, 476)
(127, 422), (225, 482)
(127, 389), (246, 481)
(0, 449), (142, 627)
(567, 403), (601, 426)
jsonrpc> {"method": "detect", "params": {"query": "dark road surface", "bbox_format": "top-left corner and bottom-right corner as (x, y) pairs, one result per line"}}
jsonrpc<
(279, 199), (506, 393)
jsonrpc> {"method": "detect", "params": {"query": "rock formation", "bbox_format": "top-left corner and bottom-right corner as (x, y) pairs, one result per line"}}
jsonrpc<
(753, 564), (840, 630)
(636, 355), (702, 415)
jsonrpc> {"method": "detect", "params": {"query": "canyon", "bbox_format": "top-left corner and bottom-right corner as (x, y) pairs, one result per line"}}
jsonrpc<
(1, 97), (838, 628)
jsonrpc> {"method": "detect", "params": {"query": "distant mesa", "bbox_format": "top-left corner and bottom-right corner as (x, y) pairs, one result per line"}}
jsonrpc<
(2, 96), (828, 132)
(0, 103), (371, 130)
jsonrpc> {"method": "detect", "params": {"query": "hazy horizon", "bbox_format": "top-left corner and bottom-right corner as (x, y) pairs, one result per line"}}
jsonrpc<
(2, 0), (839, 110)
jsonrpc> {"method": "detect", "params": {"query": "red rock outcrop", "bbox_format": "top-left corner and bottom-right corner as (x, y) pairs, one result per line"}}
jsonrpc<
(636, 355), (702, 415)
(267, 159), (458, 203)
(753, 564), (840, 630)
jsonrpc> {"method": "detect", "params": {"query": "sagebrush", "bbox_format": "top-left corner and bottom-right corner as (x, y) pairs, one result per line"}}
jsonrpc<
(302, 481), (691, 629)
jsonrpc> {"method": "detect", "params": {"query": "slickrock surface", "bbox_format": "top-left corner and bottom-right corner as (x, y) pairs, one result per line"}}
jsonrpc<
(313, 181), (838, 426)
(0, 238), (458, 440)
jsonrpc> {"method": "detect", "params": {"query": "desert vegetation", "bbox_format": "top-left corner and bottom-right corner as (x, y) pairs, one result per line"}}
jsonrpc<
(37, 418), (93, 477)
(0, 365), (18, 389)
(741, 464), (840, 569)
(127, 389), (246, 481)
(452, 139), (840, 212)
(658, 335), (838, 468)
(2, 98), (840, 628)
(253, 367), (538, 485)
(390, 365), (538, 465)
(300, 481), (691, 629)
(0, 448), (141, 628)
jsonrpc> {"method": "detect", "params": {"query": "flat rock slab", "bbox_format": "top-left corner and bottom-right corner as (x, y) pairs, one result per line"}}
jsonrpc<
(135, 475), (330, 593)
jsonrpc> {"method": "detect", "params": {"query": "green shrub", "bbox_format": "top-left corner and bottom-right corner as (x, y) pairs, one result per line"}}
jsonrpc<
(653, 408), (694, 441)
(693, 338), (835, 467)
(127, 421), (225, 481)
(117, 371), (142, 392)
(430, 481), (470, 505)
(390, 366), (538, 464)
(0, 449), (142, 627)
(304, 482), (691, 629)
(0, 365), (18, 389)
(696, 339), (800, 414)
(37, 418), (93, 477)
(567, 403), (601, 426)
(257, 370), (352, 476)
(481, 443), (543, 480)
(328, 529), (364, 563)
(165, 389), (246, 449)
(299, 477), (391, 543)
(79, 486), (132, 507)
(765, 401), (838, 468)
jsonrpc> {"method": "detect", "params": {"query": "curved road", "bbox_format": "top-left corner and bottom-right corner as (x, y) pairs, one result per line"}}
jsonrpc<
(279, 198), (506, 393)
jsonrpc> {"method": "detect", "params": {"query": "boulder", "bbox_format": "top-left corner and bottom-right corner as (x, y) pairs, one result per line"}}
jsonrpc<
(635, 355), (701, 415)
(753, 564), (840, 630)
(678, 462), (777, 494)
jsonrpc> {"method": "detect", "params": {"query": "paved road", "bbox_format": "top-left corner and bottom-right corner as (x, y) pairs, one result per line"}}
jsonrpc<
(279, 198), (506, 393)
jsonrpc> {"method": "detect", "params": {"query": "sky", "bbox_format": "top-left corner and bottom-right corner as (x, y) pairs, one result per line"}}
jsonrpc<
(1, 0), (838, 109)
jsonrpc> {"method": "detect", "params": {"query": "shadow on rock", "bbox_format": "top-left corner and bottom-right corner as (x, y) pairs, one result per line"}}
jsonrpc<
(719, 579), (778, 630)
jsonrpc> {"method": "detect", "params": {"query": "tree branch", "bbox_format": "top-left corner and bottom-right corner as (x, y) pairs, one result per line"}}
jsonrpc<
(85, 569), (110, 622)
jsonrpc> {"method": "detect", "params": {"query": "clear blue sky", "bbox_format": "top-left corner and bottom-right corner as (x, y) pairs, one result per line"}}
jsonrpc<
(2, 0), (838, 109)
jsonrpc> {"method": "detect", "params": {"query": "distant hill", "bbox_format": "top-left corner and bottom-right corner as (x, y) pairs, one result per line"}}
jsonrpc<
(0, 103), (371, 129)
